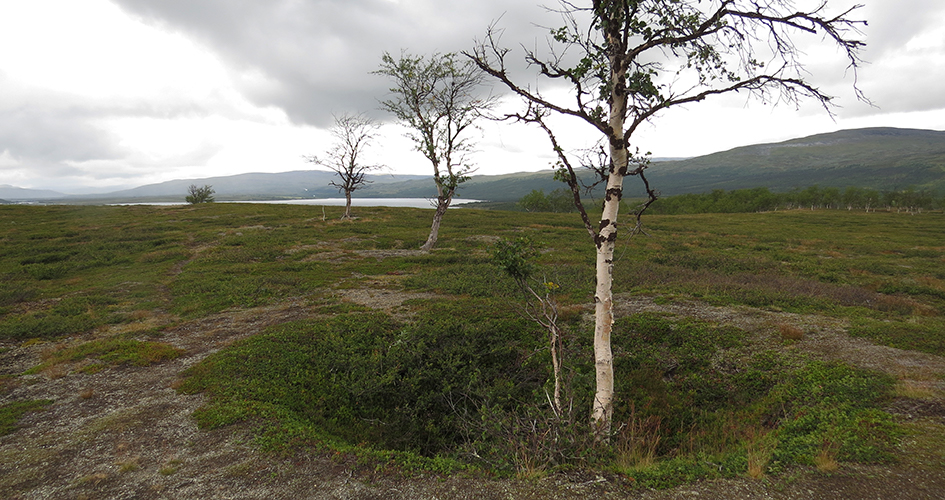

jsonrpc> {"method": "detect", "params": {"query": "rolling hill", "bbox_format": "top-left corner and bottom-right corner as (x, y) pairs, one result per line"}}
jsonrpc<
(645, 127), (945, 195)
(71, 170), (429, 202)
(435, 127), (945, 200)
(0, 185), (67, 201)
(4, 127), (943, 203)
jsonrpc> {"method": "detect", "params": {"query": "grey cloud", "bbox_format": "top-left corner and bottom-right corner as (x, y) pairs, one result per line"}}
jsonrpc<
(110, 0), (552, 126)
(0, 73), (230, 188)
(0, 87), (124, 164)
(862, 0), (945, 56)
(111, 0), (945, 128)
(830, 0), (945, 116)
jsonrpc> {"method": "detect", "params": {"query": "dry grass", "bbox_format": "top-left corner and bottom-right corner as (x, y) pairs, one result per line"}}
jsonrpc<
(744, 427), (777, 479)
(514, 452), (547, 480)
(159, 458), (183, 476)
(615, 407), (663, 471)
(558, 304), (590, 323)
(814, 439), (840, 472)
(893, 380), (940, 400)
(778, 323), (805, 341)
(42, 363), (69, 380)
(874, 294), (937, 316)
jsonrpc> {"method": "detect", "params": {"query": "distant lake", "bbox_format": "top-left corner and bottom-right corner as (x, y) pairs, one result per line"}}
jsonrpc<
(242, 198), (482, 208)
(111, 198), (482, 208)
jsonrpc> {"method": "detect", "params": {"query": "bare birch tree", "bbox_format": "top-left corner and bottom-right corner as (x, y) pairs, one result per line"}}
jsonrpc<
(375, 52), (493, 251)
(468, 0), (867, 437)
(304, 113), (382, 219)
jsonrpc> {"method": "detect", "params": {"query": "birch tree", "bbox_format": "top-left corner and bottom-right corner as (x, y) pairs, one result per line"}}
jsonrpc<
(468, 0), (866, 437)
(186, 184), (215, 204)
(375, 52), (493, 251)
(304, 113), (382, 219)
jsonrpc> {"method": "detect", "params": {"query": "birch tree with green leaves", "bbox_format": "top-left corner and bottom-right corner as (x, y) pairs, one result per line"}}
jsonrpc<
(468, 0), (867, 437)
(375, 52), (494, 251)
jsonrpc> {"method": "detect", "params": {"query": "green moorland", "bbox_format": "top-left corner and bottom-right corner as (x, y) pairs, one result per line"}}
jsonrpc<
(1, 203), (943, 487)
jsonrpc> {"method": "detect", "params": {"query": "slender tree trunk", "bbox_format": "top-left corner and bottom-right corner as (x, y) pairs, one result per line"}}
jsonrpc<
(590, 169), (623, 437)
(420, 184), (452, 251)
(343, 190), (353, 219)
(591, 23), (629, 437)
(550, 324), (562, 413)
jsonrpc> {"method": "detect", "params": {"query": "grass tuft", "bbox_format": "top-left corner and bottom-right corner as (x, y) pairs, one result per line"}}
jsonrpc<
(614, 406), (662, 471)
(778, 323), (805, 341)
(744, 427), (777, 479)
(892, 380), (939, 399)
(814, 438), (841, 472)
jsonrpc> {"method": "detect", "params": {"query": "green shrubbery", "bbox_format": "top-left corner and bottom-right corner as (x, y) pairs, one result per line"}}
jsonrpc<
(178, 307), (897, 483)
(179, 304), (544, 456)
(519, 189), (578, 213)
(0, 295), (122, 339)
(186, 184), (216, 204)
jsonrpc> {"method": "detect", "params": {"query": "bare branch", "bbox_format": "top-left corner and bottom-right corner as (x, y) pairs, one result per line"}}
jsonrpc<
(304, 113), (383, 219)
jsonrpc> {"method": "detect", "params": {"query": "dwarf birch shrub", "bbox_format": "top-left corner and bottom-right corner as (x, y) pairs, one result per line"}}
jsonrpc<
(179, 303), (543, 456)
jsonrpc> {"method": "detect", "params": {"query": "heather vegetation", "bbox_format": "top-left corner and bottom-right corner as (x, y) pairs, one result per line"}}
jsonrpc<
(519, 185), (944, 215)
(647, 186), (944, 214)
(519, 188), (580, 213)
(1, 203), (943, 490)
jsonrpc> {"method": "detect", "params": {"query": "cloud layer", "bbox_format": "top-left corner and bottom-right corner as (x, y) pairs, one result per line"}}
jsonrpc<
(1, 0), (943, 192)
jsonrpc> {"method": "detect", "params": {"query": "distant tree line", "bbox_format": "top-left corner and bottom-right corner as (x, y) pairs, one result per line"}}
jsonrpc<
(644, 186), (944, 214)
(519, 186), (944, 215)
(518, 189), (579, 213)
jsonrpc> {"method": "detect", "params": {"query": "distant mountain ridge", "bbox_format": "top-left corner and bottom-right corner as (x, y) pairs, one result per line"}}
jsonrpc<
(75, 171), (429, 200)
(0, 185), (67, 201)
(3, 127), (942, 203)
(645, 127), (945, 195)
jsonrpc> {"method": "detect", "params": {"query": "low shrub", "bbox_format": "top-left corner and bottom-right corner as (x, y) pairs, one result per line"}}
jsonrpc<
(176, 307), (899, 481)
(179, 304), (544, 456)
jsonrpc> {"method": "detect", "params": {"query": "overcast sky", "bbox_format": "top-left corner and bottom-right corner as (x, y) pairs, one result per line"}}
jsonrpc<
(1, 0), (944, 194)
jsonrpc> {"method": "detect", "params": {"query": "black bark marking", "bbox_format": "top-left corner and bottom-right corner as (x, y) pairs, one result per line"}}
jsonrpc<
(608, 134), (626, 150)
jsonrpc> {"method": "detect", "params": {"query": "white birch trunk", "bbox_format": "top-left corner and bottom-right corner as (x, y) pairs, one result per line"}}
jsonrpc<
(590, 25), (629, 436)
(590, 151), (626, 437)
